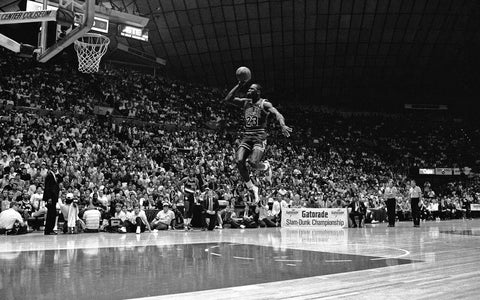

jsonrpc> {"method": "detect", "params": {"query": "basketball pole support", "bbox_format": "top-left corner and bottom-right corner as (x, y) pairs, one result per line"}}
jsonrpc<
(37, 0), (95, 63)
(0, 33), (21, 53)
(0, 10), (57, 55)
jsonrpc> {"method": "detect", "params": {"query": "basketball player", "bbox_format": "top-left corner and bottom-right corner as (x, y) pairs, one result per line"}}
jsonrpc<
(225, 82), (292, 203)
(178, 170), (199, 230)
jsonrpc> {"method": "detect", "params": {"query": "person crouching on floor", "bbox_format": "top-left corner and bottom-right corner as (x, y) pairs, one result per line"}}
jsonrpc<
(151, 202), (175, 231)
(106, 203), (127, 233)
(125, 203), (151, 234)
(59, 193), (84, 234)
(0, 201), (29, 235)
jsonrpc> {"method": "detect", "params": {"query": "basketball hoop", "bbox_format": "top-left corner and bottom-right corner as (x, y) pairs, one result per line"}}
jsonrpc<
(74, 33), (110, 73)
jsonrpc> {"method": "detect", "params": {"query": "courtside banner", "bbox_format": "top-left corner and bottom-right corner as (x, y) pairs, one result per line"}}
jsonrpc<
(471, 204), (480, 211)
(0, 10), (57, 24)
(281, 207), (348, 228)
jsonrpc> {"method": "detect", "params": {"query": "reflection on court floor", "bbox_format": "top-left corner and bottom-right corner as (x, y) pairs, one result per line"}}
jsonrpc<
(0, 242), (416, 300)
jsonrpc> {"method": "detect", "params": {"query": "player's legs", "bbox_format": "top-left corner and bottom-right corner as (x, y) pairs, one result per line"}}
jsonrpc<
(236, 144), (259, 202)
(184, 193), (194, 230)
(235, 145), (251, 182)
(248, 148), (267, 170)
(249, 140), (272, 183)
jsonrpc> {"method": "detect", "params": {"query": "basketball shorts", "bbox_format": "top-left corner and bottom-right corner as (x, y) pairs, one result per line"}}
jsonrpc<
(239, 133), (267, 152)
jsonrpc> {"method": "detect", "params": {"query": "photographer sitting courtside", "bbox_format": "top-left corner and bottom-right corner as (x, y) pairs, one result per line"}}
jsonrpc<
(0, 202), (28, 235)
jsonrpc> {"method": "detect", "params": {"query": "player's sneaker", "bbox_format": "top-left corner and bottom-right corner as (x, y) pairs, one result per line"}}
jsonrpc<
(250, 185), (259, 203)
(136, 226), (141, 234)
(264, 161), (272, 184)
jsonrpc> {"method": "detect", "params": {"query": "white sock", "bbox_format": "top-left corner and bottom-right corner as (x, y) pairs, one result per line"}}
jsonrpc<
(246, 180), (254, 189)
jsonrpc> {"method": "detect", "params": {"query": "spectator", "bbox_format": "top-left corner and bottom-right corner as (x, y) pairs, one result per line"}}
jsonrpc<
(220, 203), (242, 229)
(171, 203), (185, 229)
(348, 198), (366, 228)
(125, 203), (151, 234)
(241, 203), (258, 228)
(256, 198), (277, 227)
(83, 202), (101, 233)
(201, 188), (219, 231)
(151, 202), (175, 231)
(106, 203), (127, 233)
(0, 201), (28, 235)
(59, 193), (83, 234)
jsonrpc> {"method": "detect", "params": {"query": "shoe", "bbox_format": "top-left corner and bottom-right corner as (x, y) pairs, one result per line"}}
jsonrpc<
(136, 226), (141, 234)
(240, 225), (246, 229)
(152, 229), (158, 233)
(264, 161), (272, 184)
(250, 185), (259, 203)
(44, 231), (57, 235)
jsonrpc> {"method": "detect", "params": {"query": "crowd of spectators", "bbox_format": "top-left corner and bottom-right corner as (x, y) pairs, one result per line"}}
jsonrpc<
(1, 48), (479, 235)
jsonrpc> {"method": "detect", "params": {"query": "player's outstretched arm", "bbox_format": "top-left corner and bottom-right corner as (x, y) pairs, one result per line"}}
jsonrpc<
(264, 101), (292, 137)
(224, 81), (250, 102)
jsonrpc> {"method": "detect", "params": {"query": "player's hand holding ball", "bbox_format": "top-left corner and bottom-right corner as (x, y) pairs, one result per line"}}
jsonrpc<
(236, 66), (251, 85)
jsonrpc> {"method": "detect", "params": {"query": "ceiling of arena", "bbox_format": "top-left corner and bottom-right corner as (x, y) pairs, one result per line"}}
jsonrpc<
(2, 0), (480, 103)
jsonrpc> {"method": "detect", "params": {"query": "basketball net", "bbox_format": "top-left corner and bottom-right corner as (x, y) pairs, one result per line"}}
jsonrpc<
(74, 33), (110, 73)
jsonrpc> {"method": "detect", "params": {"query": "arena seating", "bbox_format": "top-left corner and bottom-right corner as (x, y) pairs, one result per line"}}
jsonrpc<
(1, 48), (479, 233)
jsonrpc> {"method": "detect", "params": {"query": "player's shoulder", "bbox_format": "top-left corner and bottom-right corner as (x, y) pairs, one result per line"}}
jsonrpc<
(261, 98), (271, 104)
(260, 98), (273, 109)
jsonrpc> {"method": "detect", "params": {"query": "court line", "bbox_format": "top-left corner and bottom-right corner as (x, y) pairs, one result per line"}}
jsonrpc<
(369, 247), (410, 260)
(286, 264), (297, 266)
(233, 256), (255, 260)
(210, 252), (222, 257)
(275, 259), (302, 262)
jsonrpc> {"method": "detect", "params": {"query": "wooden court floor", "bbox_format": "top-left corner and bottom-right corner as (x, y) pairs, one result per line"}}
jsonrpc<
(1, 219), (479, 299)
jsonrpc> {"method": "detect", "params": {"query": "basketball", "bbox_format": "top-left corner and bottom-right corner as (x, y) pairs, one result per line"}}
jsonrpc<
(236, 66), (251, 82)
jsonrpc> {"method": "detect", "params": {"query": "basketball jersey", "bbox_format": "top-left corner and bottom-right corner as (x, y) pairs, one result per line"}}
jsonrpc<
(184, 178), (198, 194)
(243, 99), (269, 134)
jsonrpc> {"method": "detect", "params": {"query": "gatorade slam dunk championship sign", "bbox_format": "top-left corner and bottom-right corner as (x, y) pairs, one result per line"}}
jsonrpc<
(281, 208), (348, 229)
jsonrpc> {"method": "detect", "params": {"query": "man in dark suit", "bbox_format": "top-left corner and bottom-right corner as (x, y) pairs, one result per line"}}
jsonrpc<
(348, 198), (366, 228)
(202, 188), (219, 231)
(43, 161), (61, 235)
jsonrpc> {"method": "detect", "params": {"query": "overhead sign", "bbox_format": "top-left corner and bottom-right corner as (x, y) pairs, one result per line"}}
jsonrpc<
(74, 13), (109, 33)
(26, 0), (109, 33)
(281, 208), (348, 229)
(0, 10), (57, 24)
(118, 24), (148, 41)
